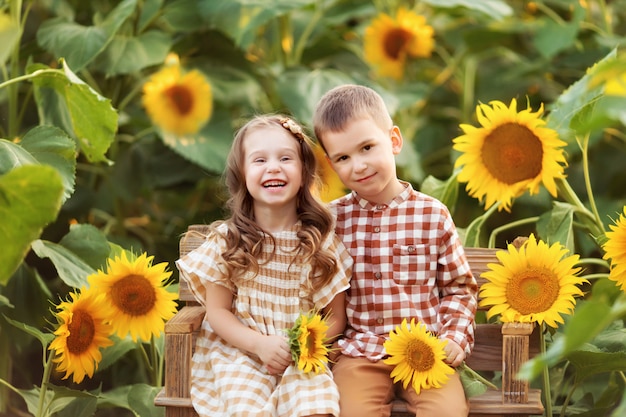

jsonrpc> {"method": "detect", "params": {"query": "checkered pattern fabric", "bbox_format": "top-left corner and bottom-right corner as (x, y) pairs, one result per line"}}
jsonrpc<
(176, 222), (352, 417)
(331, 182), (478, 360)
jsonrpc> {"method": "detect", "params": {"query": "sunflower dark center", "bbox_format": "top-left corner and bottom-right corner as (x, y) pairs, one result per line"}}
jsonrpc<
(305, 329), (318, 354)
(66, 309), (95, 354)
(110, 274), (157, 316)
(405, 338), (435, 372)
(481, 123), (543, 184)
(384, 28), (413, 59)
(165, 85), (193, 115)
(506, 267), (560, 315)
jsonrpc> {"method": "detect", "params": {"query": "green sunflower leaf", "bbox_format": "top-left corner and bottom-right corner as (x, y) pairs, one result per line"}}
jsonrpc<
(58, 224), (112, 271)
(546, 49), (617, 143)
(537, 201), (575, 253)
(422, 0), (513, 20)
(0, 11), (20, 65)
(197, 0), (318, 49)
(458, 366), (489, 398)
(29, 60), (118, 164)
(420, 172), (459, 215)
(0, 165), (64, 285)
(36, 0), (138, 72)
(160, 108), (233, 173)
(2, 314), (54, 349)
(19, 126), (77, 202)
(566, 350), (626, 385)
(95, 30), (172, 76)
(30, 240), (96, 289)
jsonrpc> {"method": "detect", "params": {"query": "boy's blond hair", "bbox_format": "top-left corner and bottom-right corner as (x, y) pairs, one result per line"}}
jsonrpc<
(313, 84), (393, 151)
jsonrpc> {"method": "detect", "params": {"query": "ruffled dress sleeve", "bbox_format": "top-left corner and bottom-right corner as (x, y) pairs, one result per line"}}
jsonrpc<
(175, 227), (233, 307)
(310, 233), (353, 309)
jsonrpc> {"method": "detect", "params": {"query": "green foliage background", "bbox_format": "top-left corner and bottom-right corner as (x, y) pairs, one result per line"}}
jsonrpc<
(1, 0), (626, 416)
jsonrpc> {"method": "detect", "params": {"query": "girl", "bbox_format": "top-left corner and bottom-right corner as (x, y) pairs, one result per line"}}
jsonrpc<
(176, 115), (352, 417)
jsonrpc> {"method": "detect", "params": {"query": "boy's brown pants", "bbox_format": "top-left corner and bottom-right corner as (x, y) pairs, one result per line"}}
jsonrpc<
(332, 355), (469, 417)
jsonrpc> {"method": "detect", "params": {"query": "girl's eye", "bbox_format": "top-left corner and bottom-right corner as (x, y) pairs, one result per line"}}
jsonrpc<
(363, 145), (372, 151)
(336, 155), (348, 162)
(254, 158), (265, 163)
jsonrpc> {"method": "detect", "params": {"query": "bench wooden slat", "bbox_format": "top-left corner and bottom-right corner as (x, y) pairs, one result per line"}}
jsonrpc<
(155, 389), (545, 417)
(156, 226), (545, 417)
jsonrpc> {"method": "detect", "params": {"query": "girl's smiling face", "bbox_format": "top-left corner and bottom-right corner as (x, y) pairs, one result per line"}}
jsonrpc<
(243, 125), (303, 212)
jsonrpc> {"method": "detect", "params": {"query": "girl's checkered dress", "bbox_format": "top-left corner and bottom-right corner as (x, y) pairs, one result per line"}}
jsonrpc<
(176, 223), (352, 417)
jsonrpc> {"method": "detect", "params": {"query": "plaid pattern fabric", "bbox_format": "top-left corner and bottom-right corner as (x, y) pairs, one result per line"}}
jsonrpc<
(176, 222), (352, 417)
(332, 182), (478, 360)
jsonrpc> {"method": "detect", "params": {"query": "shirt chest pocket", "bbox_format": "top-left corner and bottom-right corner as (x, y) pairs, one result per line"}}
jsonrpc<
(392, 244), (437, 286)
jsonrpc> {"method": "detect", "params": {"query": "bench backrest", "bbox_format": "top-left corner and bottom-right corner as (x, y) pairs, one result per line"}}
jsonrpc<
(176, 224), (540, 372)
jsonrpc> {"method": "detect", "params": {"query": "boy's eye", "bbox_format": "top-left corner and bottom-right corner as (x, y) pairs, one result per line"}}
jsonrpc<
(363, 145), (372, 151)
(254, 158), (266, 163)
(336, 155), (348, 162)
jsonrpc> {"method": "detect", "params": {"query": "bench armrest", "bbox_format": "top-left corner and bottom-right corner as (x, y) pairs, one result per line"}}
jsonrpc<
(163, 306), (205, 398)
(501, 322), (535, 403)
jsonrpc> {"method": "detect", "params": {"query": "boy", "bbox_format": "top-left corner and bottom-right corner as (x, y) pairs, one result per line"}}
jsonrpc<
(312, 84), (477, 417)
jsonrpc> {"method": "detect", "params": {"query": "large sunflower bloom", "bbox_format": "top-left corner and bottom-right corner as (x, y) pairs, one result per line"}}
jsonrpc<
(383, 318), (454, 394)
(287, 311), (330, 374)
(142, 54), (212, 136)
(363, 8), (434, 80)
(87, 252), (178, 342)
(453, 99), (568, 212)
(602, 206), (626, 290)
(48, 288), (114, 384)
(480, 234), (586, 328)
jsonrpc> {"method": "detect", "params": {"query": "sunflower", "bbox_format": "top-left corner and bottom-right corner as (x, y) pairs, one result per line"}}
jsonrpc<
(142, 53), (212, 136)
(383, 318), (454, 394)
(453, 99), (568, 212)
(315, 144), (347, 202)
(287, 311), (330, 374)
(87, 251), (178, 342)
(603, 206), (626, 290)
(605, 72), (626, 96)
(363, 7), (434, 80)
(48, 288), (114, 384)
(480, 234), (586, 328)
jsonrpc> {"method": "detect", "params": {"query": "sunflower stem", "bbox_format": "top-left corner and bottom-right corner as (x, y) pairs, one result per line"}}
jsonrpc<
(556, 178), (604, 238)
(292, 3), (324, 65)
(559, 382), (577, 417)
(488, 217), (539, 248)
(576, 257), (610, 269)
(36, 348), (54, 417)
(579, 133), (605, 236)
(540, 324), (553, 417)
(137, 342), (155, 385)
(458, 362), (498, 390)
(150, 336), (161, 387)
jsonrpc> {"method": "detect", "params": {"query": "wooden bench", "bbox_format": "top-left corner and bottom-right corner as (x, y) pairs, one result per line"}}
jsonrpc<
(155, 225), (545, 417)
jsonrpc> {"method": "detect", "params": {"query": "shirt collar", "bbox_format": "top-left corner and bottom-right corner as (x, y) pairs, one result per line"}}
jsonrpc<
(351, 180), (413, 210)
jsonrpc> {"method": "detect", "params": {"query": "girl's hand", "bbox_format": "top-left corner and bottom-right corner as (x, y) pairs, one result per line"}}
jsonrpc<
(255, 334), (292, 375)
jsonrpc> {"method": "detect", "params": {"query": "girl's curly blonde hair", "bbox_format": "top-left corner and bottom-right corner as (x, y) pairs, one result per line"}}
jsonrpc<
(210, 114), (339, 291)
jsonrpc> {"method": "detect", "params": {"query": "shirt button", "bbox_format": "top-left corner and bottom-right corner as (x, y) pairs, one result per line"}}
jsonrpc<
(374, 272), (381, 279)
(407, 246), (415, 252)
(376, 204), (385, 210)
(374, 226), (380, 232)
(377, 318), (383, 324)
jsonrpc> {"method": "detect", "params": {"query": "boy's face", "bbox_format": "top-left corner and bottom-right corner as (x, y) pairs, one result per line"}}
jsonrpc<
(322, 117), (404, 204)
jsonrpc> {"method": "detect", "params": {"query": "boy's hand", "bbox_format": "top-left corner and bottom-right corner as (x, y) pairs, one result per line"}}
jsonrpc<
(443, 340), (465, 367)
